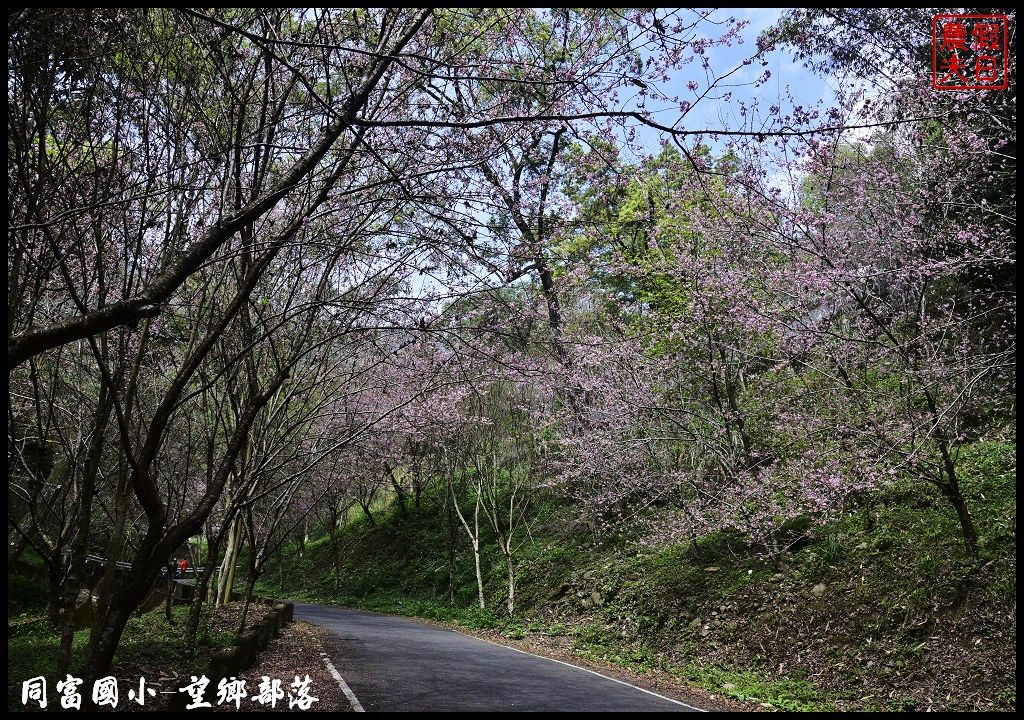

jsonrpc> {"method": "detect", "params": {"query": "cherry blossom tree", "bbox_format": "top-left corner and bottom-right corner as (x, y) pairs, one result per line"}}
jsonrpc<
(7, 9), (1013, 691)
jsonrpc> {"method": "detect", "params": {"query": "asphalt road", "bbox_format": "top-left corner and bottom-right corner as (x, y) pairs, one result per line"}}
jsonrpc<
(295, 603), (701, 712)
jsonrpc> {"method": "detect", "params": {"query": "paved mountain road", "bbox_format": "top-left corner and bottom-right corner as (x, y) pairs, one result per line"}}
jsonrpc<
(295, 603), (702, 712)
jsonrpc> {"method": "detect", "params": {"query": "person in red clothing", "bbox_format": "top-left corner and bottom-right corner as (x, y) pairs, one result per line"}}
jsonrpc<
(179, 557), (189, 575)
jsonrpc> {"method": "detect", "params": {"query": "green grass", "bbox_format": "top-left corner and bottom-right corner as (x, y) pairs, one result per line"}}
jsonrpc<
(675, 663), (827, 711)
(8, 574), (49, 621)
(8, 618), (92, 689)
(12, 439), (1008, 711)
(7, 585), (237, 710)
(250, 438), (1016, 711)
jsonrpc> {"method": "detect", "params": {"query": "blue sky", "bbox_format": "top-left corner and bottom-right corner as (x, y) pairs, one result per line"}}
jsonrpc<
(416, 9), (841, 300)
(623, 8), (837, 159)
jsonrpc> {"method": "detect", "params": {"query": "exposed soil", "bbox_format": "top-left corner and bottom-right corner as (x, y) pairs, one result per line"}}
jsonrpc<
(115, 620), (349, 712)
(210, 621), (352, 712)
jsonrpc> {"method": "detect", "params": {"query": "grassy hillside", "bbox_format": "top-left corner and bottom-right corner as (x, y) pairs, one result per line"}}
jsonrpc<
(257, 438), (1016, 712)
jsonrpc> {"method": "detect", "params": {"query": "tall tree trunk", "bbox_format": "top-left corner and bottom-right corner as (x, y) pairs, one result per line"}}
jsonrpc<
(471, 496), (485, 611)
(216, 516), (241, 607)
(91, 324), (149, 646)
(222, 526), (242, 606)
(472, 537), (485, 611)
(57, 387), (109, 675)
(386, 463), (408, 516)
(505, 545), (516, 617)
(328, 504), (341, 592)
(237, 575), (258, 635)
(185, 554), (217, 655)
(938, 478), (979, 559)
(90, 461), (130, 643)
(358, 498), (375, 524)
(45, 559), (65, 626)
(450, 470), (485, 610)
(82, 594), (138, 690)
(933, 415), (979, 560)
(164, 560), (176, 621)
(277, 545), (283, 589)
(82, 556), (165, 691)
(186, 512), (234, 655)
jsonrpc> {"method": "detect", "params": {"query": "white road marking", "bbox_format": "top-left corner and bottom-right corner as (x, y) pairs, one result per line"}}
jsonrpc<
(450, 630), (706, 712)
(321, 652), (365, 712)
(300, 604), (706, 712)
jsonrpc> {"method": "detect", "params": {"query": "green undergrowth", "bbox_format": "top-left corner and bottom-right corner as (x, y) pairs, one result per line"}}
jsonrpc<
(255, 438), (1015, 711)
(7, 589), (236, 711)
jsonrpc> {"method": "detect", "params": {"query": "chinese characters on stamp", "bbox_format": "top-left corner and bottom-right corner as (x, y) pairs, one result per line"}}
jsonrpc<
(932, 14), (1009, 90)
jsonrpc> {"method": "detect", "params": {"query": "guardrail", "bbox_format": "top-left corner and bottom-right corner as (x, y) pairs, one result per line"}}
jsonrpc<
(20, 553), (206, 588)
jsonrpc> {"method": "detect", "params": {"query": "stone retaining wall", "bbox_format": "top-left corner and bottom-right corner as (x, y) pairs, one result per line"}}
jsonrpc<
(168, 597), (295, 710)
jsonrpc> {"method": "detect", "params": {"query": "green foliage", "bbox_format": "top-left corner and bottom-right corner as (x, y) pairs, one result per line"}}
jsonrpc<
(8, 574), (48, 620)
(8, 620), (91, 707)
(256, 438), (1015, 712)
(678, 664), (828, 711)
(6, 604), (236, 709)
(571, 622), (829, 710)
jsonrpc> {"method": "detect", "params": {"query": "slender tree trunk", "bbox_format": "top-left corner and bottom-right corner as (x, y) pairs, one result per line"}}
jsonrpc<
(45, 559), (64, 626)
(164, 558), (176, 622)
(935, 427), (979, 560)
(91, 463), (130, 642)
(237, 575), (258, 635)
(82, 597), (135, 690)
(358, 499), (375, 524)
(57, 395), (107, 675)
(505, 548), (515, 617)
(57, 545), (87, 675)
(216, 517), (241, 606)
(450, 470), (485, 610)
(185, 518), (233, 655)
(938, 479), (979, 559)
(185, 562), (216, 655)
(328, 504), (341, 592)
(277, 545), (284, 589)
(472, 496), (485, 611)
(387, 463), (408, 516)
(472, 537), (485, 611)
(222, 527), (242, 605)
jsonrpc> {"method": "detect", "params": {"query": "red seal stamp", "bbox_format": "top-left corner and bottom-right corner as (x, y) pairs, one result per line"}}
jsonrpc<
(932, 14), (1009, 90)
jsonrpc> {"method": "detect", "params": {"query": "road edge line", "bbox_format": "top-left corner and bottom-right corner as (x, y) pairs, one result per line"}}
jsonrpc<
(447, 628), (706, 712)
(298, 603), (707, 712)
(321, 652), (365, 712)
